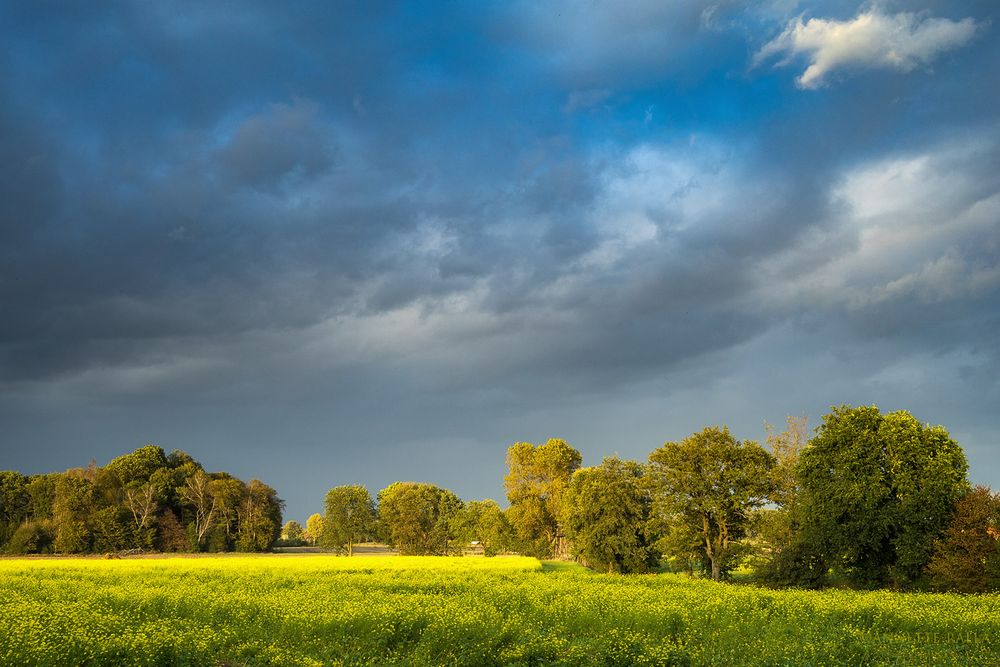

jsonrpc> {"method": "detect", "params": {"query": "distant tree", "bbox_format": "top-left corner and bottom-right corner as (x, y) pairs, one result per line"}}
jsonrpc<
(505, 438), (582, 558)
(649, 426), (774, 581)
(926, 486), (1000, 593)
(378, 482), (463, 555)
(104, 445), (168, 488)
(766, 416), (809, 507)
(26, 474), (58, 520)
(797, 406), (968, 588)
(5, 520), (55, 554)
(282, 520), (305, 542)
(305, 513), (325, 546)
(321, 485), (376, 556)
(155, 509), (189, 552)
(180, 470), (217, 549)
(756, 416), (814, 585)
(562, 457), (659, 574)
(209, 476), (246, 550)
(91, 506), (133, 553)
(52, 473), (96, 553)
(0, 471), (30, 549)
(452, 500), (514, 556)
(122, 481), (159, 548)
(236, 479), (283, 552)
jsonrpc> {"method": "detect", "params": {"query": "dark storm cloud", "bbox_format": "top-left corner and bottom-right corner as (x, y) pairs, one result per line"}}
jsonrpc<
(1, 1), (998, 518)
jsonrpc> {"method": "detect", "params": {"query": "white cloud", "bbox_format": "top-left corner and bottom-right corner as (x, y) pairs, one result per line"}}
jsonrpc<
(754, 9), (980, 88)
(756, 136), (1000, 312)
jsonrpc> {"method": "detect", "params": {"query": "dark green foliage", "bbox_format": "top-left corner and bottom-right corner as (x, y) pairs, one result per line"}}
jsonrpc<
(91, 506), (134, 553)
(797, 405), (968, 588)
(5, 520), (55, 554)
(562, 457), (659, 573)
(378, 482), (463, 555)
(757, 539), (828, 589)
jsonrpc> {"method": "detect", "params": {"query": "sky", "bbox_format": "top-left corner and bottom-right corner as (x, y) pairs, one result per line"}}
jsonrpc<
(1, 1), (998, 523)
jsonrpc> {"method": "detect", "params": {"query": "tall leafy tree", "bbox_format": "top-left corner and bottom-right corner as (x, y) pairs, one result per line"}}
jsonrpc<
(649, 426), (773, 581)
(797, 405), (969, 588)
(236, 479), (283, 552)
(377, 482), (463, 555)
(562, 457), (659, 574)
(504, 438), (582, 557)
(52, 473), (96, 554)
(321, 485), (376, 555)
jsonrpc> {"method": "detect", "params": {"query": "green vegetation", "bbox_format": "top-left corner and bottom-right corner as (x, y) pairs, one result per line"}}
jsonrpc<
(1, 555), (998, 666)
(4, 404), (999, 596)
(319, 485), (377, 555)
(0, 446), (283, 555)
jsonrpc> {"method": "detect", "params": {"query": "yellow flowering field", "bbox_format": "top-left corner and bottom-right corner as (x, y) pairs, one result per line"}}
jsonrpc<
(1, 555), (998, 666)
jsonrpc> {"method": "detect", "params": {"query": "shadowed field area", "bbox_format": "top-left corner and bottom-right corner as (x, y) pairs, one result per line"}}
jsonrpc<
(2, 555), (999, 666)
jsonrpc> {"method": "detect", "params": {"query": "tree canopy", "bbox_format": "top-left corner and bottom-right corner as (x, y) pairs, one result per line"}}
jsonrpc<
(377, 482), (463, 555)
(562, 457), (659, 574)
(797, 406), (969, 587)
(320, 485), (377, 555)
(649, 427), (774, 581)
(1, 445), (283, 555)
(504, 438), (581, 557)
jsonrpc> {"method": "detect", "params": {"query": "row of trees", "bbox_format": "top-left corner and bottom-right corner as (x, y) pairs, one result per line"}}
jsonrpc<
(0, 446), (283, 554)
(308, 406), (997, 592)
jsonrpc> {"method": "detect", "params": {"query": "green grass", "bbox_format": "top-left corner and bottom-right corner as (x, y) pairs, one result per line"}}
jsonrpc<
(1, 555), (998, 666)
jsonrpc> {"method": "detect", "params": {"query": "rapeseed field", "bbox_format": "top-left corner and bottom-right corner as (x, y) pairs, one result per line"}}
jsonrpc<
(1, 555), (997, 666)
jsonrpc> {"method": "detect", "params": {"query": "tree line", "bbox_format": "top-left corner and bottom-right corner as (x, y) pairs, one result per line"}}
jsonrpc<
(302, 405), (998, 592)
(0, 446), (283, 554)
(3, 404), (997, 592)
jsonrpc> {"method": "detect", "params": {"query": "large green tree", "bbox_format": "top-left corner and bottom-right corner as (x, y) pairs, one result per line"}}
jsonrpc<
(504, 438), (582, 557)
(797, 405), (968, 588)
(377, 482), (463, 555)
(562, 457), (659, 574)
(321, 485), (376, 555)
(649, 426), (773, 581)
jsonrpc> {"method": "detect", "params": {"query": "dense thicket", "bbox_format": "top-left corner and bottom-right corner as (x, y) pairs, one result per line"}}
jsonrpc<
(0, 445), (283, 554)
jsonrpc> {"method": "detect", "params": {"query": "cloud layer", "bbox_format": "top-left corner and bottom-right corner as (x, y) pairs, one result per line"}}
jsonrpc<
(1, 1), (998, 519)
